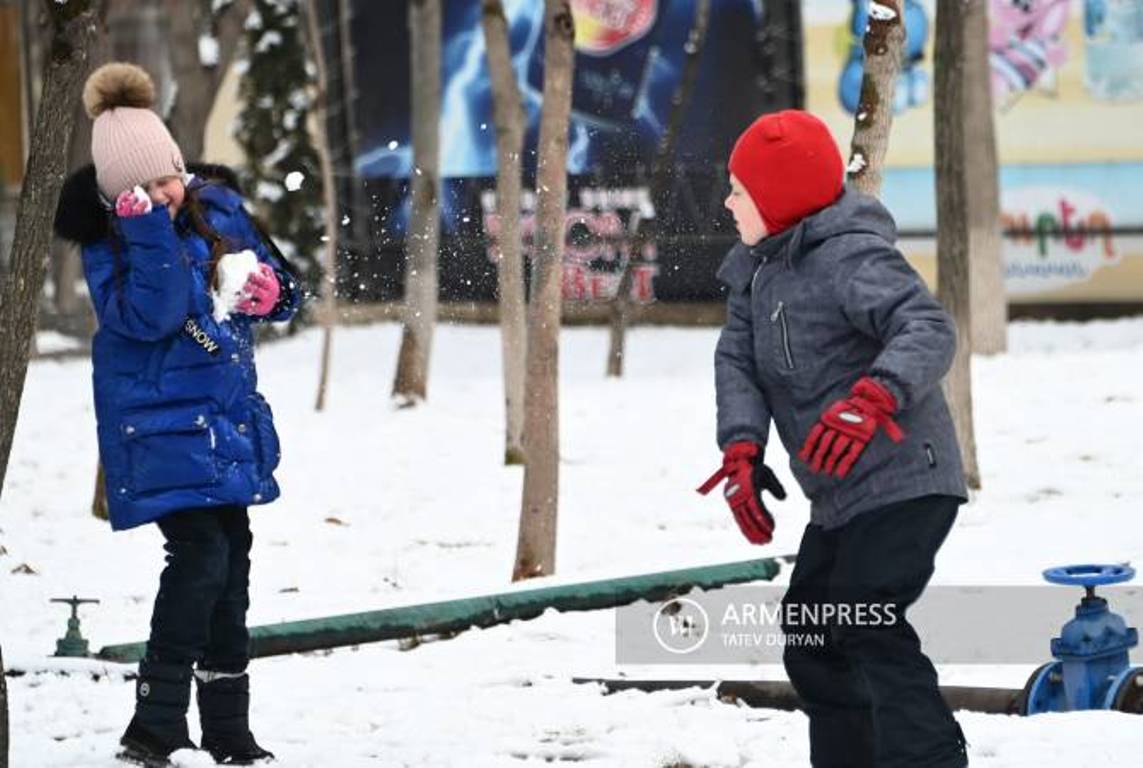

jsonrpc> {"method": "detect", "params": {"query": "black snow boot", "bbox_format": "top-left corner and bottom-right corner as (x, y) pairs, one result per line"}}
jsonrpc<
(118, 660), (197, 767)
(196, 671), (275, 765)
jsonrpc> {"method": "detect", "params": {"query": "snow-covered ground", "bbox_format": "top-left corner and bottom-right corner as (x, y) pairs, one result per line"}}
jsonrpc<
(3, 319), (1143, 766)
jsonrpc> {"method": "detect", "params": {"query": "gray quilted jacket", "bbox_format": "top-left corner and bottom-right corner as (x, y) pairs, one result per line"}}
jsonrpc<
(714, 187), (967, 529)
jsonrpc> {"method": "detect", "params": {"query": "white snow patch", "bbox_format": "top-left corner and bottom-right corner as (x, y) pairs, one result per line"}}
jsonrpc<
(256, 180), (284, 202)
(34, 331), (83, 355)
(869, 2), (898, 21)
(284, 171), (305, 191)
(254, 30), (283, 54)
(197, 34), (220, 67)
(847, 152), (867, 174)
(210, 250), (260, 322)
(6, 320), (1143, 764)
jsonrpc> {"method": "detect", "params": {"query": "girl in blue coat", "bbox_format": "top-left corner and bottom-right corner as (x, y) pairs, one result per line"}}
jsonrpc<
(58, 63), (299, 766)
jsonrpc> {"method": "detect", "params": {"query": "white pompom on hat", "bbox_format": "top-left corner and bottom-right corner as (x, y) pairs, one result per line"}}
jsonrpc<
(83, 62), (186, 200)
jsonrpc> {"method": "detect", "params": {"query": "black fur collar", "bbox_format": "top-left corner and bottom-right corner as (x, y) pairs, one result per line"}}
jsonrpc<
(54, 162), (244, 246)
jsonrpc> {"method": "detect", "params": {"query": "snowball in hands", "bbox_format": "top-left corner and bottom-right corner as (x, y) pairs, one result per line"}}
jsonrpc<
(211, 250), (261, 322)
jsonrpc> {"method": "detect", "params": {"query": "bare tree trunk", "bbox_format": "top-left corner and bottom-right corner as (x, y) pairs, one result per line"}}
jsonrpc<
(964, 0), (1006, 355)
(51, 2), (109, 318)
(0, 0), (107, 498)
(846, 0), (904, 197)
(19, 0), (39, 157)
(391, 0), (440, 406)
(512, 0), (574, 582)
(934, 0), (982, 490)
(50, 242), (83, 316)
(49, 72), (93, 319)
(482, 0), (526, 464)
(53, 78), (100, 318)
(108, 0), (172, 113)
(92, 460), (108, 520)
(301, 0), (338, 411)
(606, 0), (710, 377)
(167, 0), (248, 162)
(337, 0), (369, 273)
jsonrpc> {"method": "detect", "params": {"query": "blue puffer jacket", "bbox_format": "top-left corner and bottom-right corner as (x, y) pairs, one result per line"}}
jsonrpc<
(80, 179), (299, 530)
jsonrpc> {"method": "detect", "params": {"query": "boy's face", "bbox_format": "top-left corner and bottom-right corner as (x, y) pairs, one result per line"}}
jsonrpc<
(725, 174), (767, 246)
(143, 176), (186, 219)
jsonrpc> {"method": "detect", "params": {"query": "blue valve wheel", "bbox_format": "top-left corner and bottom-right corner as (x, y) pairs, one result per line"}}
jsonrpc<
(1042, 564), (1135, 587)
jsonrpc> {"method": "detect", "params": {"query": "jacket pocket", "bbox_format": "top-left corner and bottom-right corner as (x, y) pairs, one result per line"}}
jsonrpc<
(770, 301), (796, 371)
(248, 393), (281, 478)
(122, 401), (218, 494)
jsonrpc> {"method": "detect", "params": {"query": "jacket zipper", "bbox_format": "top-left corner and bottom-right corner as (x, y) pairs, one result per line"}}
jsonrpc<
(771, 301), (795, 370)
(924, 442), (937, 468)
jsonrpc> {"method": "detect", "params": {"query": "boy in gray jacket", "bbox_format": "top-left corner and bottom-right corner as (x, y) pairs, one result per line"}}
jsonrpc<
(699, 110), (968, 768)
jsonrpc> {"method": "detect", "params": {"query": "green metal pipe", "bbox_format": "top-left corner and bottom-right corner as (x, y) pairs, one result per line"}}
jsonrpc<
(97, 557), (780, 663)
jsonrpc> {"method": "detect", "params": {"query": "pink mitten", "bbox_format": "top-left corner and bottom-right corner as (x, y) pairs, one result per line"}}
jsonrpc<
(115, 187), (153, 217)
(235, 263), (281, 316)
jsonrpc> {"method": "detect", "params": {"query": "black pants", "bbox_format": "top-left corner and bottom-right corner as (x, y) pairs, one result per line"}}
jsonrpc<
(782, 495), (966, 768)
(146, 505), (252, 673)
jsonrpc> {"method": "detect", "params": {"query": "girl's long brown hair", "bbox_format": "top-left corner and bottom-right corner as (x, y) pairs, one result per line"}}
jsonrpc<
(182, 187), (232, 291)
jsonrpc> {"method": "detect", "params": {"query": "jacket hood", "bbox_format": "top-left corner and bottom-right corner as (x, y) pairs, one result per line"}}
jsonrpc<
(54, 162), (244, 246)
(798, 186), (897, 249)
(716, 186), (898, 294)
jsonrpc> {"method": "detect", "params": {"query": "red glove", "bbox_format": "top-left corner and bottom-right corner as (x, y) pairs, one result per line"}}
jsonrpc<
(115, 186), (152, 217)
(697, 441), (786, 545)
(235, 263), (281, 316)
(799, 377), (905, 479)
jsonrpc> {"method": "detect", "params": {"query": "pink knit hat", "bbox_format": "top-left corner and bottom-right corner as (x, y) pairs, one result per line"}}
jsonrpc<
(83, 63), (186, 200)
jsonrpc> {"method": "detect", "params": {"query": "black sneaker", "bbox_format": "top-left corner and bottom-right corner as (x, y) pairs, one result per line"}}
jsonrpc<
(117, 717), (197, 767)
(200, 731), (275, 765)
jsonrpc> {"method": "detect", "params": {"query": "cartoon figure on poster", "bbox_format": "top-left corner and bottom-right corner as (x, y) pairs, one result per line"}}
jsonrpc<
(989, 0), (1071, 108)
(837, 0), (930, 115)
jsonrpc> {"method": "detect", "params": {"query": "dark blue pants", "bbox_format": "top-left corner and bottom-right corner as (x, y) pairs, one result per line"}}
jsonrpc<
(782, 495), (967, 768)
(146, 505), (252, 673)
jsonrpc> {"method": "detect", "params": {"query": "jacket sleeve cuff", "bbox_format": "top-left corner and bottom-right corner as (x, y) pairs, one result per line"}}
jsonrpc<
(868, 372), (908, 412)
(718, 432), (766, 453)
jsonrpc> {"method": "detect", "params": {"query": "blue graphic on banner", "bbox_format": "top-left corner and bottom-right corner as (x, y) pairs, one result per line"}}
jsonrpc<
(353, 0), (765, 181)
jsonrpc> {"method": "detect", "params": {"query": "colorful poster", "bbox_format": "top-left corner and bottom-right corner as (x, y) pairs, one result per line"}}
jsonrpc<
(349, 0), (788, 303)
(805, 0), (1143, 302)
(349, 0), (1143, 305)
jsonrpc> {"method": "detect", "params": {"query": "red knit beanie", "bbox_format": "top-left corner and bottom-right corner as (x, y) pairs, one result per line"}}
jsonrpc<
(728, 110), (844, 236)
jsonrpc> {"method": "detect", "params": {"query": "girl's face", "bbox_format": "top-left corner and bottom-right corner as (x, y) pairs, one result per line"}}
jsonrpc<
(144, 176), (186, 219)
(724, 174), (768, 246)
